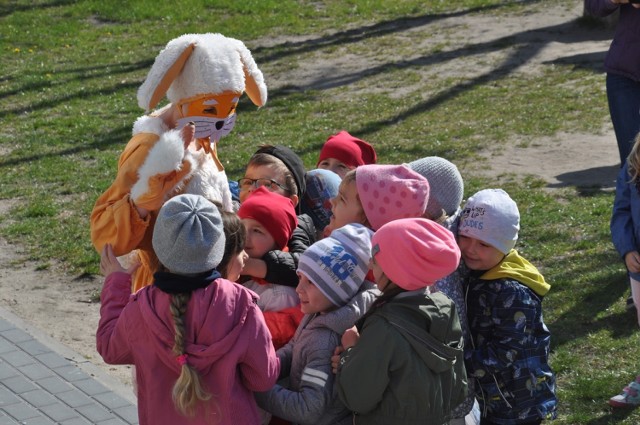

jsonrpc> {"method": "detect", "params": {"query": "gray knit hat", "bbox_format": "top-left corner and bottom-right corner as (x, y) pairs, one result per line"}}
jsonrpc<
(152, 194), (226, 274)
(408, 156), (464, 218)
(297, 223), (373, 307)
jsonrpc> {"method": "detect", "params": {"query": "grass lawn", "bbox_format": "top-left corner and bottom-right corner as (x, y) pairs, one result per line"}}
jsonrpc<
(1, 0), (637, 422)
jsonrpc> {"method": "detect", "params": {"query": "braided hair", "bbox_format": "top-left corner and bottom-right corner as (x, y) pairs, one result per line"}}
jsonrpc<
(169, 293), (215, 418)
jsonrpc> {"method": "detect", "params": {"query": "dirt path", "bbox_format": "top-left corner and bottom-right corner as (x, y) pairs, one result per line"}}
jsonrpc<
(0, 1), (619, 388)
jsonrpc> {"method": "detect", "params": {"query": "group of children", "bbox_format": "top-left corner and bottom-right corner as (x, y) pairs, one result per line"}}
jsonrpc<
(92, 124), (560, 424)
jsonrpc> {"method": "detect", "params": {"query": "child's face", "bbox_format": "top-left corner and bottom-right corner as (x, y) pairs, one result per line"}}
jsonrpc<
(239, 164), (291, 203)
(458, 235), (505, 271)
(318, 158), (354, 179)
(296, 273), (334, 314)
(242, 218), (277, 258)
(369, 256), (391, 292)
(328, 179), (367, 231)
(225, 249), (248, 282)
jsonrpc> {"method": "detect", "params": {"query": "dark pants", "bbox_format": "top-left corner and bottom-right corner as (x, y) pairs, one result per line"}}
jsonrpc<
(606, 73), (640, 166)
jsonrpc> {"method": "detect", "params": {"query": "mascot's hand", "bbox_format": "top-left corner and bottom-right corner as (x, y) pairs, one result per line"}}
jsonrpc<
(133, 164), (193, 211)
(132, 124), (195, 212)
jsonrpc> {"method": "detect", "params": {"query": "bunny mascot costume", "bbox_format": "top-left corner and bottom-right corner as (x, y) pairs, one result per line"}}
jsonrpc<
(91, 33), (267, 292)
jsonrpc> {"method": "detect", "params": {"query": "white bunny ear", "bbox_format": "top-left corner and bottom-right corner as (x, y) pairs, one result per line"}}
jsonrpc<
(238, 43), (268, 107)
(138, 33), (268, 111)
(137, 35), (198, 111)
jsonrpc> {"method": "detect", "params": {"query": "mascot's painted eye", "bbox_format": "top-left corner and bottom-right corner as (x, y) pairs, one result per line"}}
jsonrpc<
(203, 107), (218, 115)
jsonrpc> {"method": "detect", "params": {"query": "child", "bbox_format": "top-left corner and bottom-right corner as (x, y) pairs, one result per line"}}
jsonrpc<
(458, 188), (557, 424)
(217, 209), (249, 282)
(239, 144), (317, 288)
(610, 132), (640, 407)
(96, 194), (278, 424)
(409, 155), (478, 423)
(332, 218), (467, 424)
(300, 168), (342, 238)
(326, 163), (430, 233)
(255, 223), (375, 425)
(316, 130), (377, 178)
(237, 186), (304, 349)
(237, 186), (299, 312)
(408, 156), (464, 226)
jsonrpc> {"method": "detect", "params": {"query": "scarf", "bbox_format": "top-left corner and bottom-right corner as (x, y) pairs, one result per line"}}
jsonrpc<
(153, 269), (221, 294)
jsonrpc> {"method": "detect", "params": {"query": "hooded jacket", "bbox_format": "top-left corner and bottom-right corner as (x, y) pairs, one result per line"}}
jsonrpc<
(464, 249), (557, 424)
(611, 162), (640, 281)
(255, 281), (379, 425)
(96, 272), (279, 425)
(336, 290), (467, 425)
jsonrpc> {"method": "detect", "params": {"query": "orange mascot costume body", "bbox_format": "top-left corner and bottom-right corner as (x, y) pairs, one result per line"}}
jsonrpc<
(91, 33), (267, 292)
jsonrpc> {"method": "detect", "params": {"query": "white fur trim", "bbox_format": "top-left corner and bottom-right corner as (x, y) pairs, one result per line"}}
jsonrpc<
(137, 33), (267, 110)
(183, 151), (233, 212)
(130, 130), (195, 202)
(132, 115), (168, 136)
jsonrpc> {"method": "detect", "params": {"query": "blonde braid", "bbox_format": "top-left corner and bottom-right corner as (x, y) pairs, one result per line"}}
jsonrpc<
(169, 293), (212, 418)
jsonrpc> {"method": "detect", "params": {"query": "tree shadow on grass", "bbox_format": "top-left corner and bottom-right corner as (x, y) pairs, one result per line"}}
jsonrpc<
(4, 1), (615, 171)
(547, 249), (634, 350)
(0, 124), (131, 170)
(260, 4), (613, 140)
(0, 0), (76, 18)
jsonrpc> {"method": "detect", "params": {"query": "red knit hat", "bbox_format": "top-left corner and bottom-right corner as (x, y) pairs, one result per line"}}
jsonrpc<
(316, 131), (377, 168)
(237, 187), (298, 250)
(372, 218), (460, 290)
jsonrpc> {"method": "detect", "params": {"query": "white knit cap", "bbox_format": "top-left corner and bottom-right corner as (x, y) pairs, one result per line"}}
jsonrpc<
(297, 223), (373, 307)
(152, 194), (226, 274)
(458, 189), (520, 255)
(408, 156), (464, 217)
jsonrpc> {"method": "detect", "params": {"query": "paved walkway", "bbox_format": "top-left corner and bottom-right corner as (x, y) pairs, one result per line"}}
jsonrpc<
(0, 307), (138, 424)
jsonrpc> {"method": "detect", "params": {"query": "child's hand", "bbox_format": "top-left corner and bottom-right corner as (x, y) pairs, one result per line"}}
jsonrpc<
(100, 244), (140, 277)
(341, 326), (360, 349)
(625, 251), (640, 274)
(331, 345), (345, 374)
(242, 257), (267, 279)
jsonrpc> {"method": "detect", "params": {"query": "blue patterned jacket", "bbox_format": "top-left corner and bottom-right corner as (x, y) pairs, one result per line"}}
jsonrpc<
(463, 250), (557, 424)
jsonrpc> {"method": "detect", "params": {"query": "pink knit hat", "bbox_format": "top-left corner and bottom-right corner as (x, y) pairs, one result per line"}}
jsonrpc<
(372, 218), (460, 290)
(356, 164), (430, 230)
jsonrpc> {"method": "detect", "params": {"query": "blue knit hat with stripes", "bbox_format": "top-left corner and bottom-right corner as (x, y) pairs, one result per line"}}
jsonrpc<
(297, 223), (373, 306)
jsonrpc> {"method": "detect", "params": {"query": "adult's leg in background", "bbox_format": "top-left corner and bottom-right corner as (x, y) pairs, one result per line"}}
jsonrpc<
(606, 73), (640, 166)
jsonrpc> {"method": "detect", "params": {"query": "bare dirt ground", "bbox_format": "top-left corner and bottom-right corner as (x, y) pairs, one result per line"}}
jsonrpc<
(0, 1), (620, 389)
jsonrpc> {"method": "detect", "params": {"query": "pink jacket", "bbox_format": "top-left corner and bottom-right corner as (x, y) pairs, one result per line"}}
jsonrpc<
(97, 272), (279, 425)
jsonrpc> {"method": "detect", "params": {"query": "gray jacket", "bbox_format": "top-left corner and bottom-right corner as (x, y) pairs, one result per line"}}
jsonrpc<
(256, 282), (379, 425)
